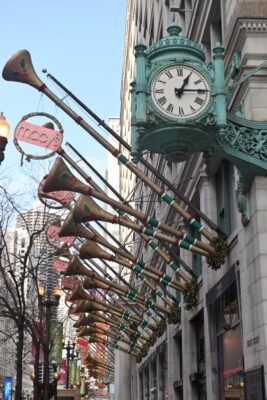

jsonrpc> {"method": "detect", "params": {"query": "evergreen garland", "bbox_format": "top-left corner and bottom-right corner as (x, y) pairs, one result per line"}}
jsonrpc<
(183, 278), (198, 310)
(168, 302), (181, 324)
(207, 235), (228, 270)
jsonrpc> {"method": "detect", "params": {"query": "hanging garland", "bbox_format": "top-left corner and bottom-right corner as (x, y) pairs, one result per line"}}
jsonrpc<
(207, 235), (228, 270)
(183, 278), (198, 310)
(168, 302), (181, 324)
(135, 319), (167, 363)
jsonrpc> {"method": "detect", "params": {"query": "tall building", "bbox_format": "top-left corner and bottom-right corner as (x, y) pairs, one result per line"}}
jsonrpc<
(16, 205), (59, 292)
(118, 1), (267, 400)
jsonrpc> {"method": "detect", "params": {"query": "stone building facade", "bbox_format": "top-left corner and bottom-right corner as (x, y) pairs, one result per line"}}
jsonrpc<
(117, 1), (267, 400)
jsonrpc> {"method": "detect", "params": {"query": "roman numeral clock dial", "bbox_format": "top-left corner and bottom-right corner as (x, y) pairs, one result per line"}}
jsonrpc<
(151, 65), (211, 120)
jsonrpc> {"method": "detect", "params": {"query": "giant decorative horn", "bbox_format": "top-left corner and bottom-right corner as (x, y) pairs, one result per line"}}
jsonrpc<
(58, 212), (93, 240)
(2, 50), (44, 89)
(73, 195), (114, 224)
(74, 300), (107, 314)
(73, 312), (127, 331)
(73, 313), (87, 328)
(69, 284), (93, 302)
(74, 300), (123, 317)
(83, 276), (110, 292)
(42, 157), (89, 194)
(79, 240), (115, 261)
(72, 290), (125, 314)
(64, 255), (94, 278)
(54, 243), (72, 259)
(60, 211), (133, 260)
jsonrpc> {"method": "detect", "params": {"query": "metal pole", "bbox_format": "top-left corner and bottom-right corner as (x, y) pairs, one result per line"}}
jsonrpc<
(43, 299), (52, 400)
(65, 343), (70, 390)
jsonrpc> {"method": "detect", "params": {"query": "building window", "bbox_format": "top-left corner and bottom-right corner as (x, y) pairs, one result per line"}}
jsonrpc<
(174, 333), (183, 399)
(151, 360), (157, 399)
(144, 367), (149, 399)
(159, 347), (167, 400)
(215, 282), (244, 400)
(140, 372), (144, 400)
(192, 311), (207, 398)
(215, 160), (236, 236)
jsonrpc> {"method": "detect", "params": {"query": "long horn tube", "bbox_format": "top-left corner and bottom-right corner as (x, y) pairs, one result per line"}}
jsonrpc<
(65, 143), (196, 277)
(69, 246), (165, 324)
(41, 157), (225, 270)
(60, 146), (197, 277)
(74, 312), (148, 343)
(73, 242), (175, 308)
(57, 208), (186, 291)
(2, 50), (217, 241)
(77, 326), (137, 348)
(83, 275), (171, 315)
(88, 336), (138, 357)
(72, 195), (213, 255)
(73, 298), (157, 334)
(43, 158), (210, 258)
(60, 236), (172, 337)
(68, 266), (161, 328)
(45, 71), (223, 235)
(59, 211), (135, 261)
(79, 239), (185, 292)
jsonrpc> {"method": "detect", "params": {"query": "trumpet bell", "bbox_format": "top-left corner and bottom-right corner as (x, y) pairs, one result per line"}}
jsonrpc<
(42, 157), (89, 194)
(69, 284), (93, 302)
(54, 243), (71, 259)
(73, 313), (87, 328)
(83, 276), (104, 291)
(64, 255), (93, 278)
(79, 239), (115, 261)
(2, 50), (44, 89)
(73, 195), (115, 224)
(59, 211), (95, 240)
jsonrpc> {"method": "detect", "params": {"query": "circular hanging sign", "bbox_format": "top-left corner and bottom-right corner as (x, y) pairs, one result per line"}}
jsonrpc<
(14, 112), (63, 160)
(38, 176), (75, 209)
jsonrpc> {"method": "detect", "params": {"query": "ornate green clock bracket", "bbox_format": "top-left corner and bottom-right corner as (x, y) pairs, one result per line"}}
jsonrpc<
(212, 113), (267, 226)
(131, 23), (267, 227)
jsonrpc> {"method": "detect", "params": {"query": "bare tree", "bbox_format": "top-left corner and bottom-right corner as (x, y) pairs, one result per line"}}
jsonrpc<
(0, 181), (62, 400)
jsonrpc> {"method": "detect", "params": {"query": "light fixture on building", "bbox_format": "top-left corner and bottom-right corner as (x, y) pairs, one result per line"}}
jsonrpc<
(0, 112), (10, 164)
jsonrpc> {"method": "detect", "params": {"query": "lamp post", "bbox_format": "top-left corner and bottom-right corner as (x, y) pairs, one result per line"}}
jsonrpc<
(0, 112), (10, 164)
(62, 340), (78, 389)
(51, 359), (60, 400)
(38, 285), (61, 400)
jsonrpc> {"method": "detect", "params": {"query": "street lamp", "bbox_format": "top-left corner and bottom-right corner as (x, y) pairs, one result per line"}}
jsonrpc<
(0, 112), (10, 164)
(38, 285), (61, 400)
(62, 340), (78, 389)
(51, 359), (61, 400)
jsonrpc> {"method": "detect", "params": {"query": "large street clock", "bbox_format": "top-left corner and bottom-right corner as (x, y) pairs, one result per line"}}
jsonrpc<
(151, 64), (211, 120)
(131, 23), (216, 164)
(132, 22), (267, 226)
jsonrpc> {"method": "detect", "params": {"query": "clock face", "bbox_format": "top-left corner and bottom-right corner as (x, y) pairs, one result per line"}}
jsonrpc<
(151, 65), (211, 119)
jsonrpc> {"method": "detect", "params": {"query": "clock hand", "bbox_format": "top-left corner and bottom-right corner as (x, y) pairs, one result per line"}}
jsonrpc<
(175, 72), (193, 98)
(181, 89), (210, 93)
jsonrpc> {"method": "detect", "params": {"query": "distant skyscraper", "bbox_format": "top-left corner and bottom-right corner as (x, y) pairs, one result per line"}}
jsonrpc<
(15, 204), (58, 291)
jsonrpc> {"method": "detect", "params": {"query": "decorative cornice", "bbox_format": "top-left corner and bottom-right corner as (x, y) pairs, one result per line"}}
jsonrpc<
(224, 18), (267, 68)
